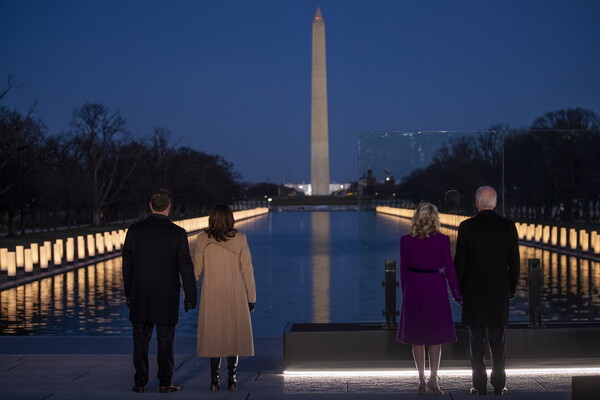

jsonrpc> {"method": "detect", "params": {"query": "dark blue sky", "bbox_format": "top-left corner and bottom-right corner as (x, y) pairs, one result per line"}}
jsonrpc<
(2, 0), (599, 183)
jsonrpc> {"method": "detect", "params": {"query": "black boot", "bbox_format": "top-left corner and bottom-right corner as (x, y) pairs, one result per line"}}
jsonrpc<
(210, 358), (220, 392)
(227, 356), (238, 391)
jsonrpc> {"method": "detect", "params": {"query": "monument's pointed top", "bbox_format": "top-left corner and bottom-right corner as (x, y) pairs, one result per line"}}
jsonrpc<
(314, 7), (323, 22)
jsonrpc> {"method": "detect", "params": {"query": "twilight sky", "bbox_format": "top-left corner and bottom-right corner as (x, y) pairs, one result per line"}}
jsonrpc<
(2, 0), (600, 184)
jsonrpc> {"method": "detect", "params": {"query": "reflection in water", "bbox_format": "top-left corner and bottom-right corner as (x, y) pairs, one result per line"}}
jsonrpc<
(0, 259), (128, 335)
(311, 212), (331, 323)
(0, 212), (599, 336)
(377, 213), (600, 323)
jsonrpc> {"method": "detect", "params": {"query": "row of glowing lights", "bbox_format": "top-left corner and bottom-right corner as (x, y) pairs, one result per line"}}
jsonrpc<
(283, 367), (600, 377)
(0, 208), (269, 277)
(377, 206), (600, 253)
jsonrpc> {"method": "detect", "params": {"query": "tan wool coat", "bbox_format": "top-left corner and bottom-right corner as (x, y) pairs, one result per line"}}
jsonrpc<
(193, 232), (256, 357)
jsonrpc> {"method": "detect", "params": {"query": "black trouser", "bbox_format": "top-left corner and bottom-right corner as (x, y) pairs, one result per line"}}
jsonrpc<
(468, 325), (506, 393)
(132, 322), (176, 387)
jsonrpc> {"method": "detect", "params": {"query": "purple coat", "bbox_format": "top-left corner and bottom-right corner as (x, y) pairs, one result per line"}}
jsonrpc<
(396, 233), (462, 345)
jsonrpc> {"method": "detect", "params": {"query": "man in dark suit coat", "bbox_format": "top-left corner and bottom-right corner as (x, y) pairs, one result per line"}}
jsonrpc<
(122, 189), (197, 394)
(454, 186), (520, 396)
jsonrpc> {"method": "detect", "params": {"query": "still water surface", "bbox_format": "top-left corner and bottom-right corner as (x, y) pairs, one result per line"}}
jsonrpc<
(1, 212), (599, 337)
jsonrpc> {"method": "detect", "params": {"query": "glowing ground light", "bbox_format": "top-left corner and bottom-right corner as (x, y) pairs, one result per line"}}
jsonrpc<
(283, 367), (600, 377)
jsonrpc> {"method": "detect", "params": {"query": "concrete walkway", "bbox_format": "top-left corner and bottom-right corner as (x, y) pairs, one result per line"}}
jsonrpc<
(1, 336), (593, 399)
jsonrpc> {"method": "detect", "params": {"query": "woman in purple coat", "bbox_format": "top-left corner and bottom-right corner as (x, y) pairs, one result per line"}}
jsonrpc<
(397, 202), (462, 396)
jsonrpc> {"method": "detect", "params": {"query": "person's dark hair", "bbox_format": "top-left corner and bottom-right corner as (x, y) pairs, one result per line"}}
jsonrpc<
(205, 204), (237, 242)
(150, 189), (171, 212)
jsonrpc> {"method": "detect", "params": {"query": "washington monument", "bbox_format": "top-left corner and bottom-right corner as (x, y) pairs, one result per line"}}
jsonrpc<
(311, 7), (330, 195)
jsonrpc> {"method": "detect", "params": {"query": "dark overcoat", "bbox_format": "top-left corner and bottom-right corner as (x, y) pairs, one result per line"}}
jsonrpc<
(122, 214), (197, 325)
(454, 210), (520, 326)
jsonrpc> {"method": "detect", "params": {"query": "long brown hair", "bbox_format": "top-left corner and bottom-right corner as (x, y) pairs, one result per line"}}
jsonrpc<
(205, 204), (237, 242)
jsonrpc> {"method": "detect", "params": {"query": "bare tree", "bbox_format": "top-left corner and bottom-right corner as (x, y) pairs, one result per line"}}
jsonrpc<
(70, 103), (142, 226)
(0, 73), (19, 100)
(532, 108), (599, 130)
(0, 106), (46, 235)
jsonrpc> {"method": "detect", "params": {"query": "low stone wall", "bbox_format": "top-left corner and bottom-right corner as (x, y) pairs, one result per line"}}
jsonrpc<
(284, 322), (600, 370)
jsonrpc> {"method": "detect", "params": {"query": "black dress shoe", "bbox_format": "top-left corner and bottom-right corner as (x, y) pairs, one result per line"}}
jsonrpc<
(159, 384), (182, 393)
(132, 385), (145, 393)
(494, 387), (508, 395)
(470, 387), (487, 395)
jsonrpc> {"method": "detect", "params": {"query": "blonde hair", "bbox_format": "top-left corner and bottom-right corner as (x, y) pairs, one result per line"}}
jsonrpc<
(410, 202), (441, 239)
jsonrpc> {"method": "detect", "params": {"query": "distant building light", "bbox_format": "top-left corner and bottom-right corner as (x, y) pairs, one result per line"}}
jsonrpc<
(267, 198), (273, 202)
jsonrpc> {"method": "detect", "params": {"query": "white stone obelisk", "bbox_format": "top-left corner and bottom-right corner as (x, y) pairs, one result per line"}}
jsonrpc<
(311, 7), (330, 195)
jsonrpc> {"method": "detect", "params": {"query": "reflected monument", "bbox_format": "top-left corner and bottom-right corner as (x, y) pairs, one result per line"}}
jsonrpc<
(311, 212), (330, 322)
(310, 7), (331, 195)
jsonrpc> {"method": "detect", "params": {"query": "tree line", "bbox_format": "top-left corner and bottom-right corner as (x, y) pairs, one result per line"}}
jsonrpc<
(1, 77), (243, 235)
(396, 108), (600, 223)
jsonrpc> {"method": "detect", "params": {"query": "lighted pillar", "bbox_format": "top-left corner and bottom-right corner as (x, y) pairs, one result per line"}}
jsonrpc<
(569, 228), (578, 250)
(7, 252), (16, 279)
(551, 227), (558, 246)
(77, 236), (86, 260)
(39, 246), (48, 269)
(15, 245), (24, 269)
(516, 223), (525, 240)
(560, 227), (567, 247)
(53, 243), (62, 266)
(96, 233), (105, 255)
(310, 7), (331, 195)
(592, 232), (600, 254)
(534, 225), (542, 242)
(87, 234), (95, 258)
(542, 225), (550, 244)
(31, 243), (39, 264)
(65, 238), (75, 263)
(0, 248), (7, 273)
(43, 241), (52, 261)
(112, 231), (121, 250)
(56, 239), (64, 258)
(104, 232), (113, 252)
(580, 230), (589, 252)
(24, 249), (33, 275)
(526, 224), (535, 241)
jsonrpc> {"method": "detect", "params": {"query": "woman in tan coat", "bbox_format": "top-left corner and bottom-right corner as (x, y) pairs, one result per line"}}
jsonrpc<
(193, 204), (256, 392)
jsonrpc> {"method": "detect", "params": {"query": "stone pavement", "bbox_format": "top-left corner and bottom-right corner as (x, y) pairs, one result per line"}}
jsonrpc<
(0, 336), (595, 399)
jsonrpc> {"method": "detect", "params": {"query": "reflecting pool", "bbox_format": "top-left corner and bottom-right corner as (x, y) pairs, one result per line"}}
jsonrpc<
(1, 212), (599, 337)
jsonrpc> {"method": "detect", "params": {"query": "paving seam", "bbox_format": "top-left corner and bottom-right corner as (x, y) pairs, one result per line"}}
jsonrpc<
(534, 377), (550, 391)
(7, 361), (25, 371)
(173, 359), (186, 372)
(72, 370), (90, 381)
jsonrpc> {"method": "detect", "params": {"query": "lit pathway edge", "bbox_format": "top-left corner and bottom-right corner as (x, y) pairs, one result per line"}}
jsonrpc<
(0, 207), (269, 291)
(376, 206), (600, 260)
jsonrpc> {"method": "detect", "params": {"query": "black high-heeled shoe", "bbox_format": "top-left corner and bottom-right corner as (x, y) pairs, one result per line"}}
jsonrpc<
(210, 357), (220, 392)
(227, 356), (238, 391)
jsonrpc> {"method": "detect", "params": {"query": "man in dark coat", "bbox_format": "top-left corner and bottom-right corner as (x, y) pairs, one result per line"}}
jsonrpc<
(122, 189), (197, 394)
(454, 186), (520, 396)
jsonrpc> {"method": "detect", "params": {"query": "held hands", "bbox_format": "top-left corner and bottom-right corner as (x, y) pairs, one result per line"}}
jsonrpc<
(126, 297), (131, 308)
(184, 299), (197, 312)
(248, 302), (256, 313)
(453, 297), (463, 306)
